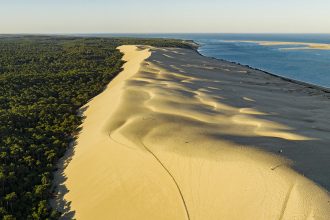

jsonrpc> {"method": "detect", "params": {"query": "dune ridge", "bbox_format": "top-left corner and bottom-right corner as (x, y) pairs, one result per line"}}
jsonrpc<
(54, 45), (330, 220)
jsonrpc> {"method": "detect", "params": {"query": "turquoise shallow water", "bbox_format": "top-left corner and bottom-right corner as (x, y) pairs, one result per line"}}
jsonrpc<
(87, 33), (330, 88)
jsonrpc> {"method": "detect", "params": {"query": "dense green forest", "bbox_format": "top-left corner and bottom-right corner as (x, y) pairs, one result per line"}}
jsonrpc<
(0, 36), (194, 220)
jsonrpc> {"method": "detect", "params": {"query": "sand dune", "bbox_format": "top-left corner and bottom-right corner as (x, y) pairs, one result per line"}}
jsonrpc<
(53, 45), (330, 220)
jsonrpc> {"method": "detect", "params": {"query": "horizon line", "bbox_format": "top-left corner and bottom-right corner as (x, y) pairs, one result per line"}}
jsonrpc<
(1, 32), (330, 35)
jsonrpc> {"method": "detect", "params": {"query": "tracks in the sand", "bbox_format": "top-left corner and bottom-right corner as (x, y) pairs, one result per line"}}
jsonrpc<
(278, 183), (296, 220)
(107, 130), (191, 220)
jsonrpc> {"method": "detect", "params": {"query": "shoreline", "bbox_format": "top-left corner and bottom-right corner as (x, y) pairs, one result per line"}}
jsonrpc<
(193, 41), (330, 94)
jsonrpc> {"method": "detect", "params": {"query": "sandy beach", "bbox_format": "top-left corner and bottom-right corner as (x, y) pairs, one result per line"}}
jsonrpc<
(53, 45), (330, 220)
(224, 40), (330, 50)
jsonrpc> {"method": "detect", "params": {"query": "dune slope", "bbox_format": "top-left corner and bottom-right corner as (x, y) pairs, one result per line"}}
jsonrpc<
(54, 45), (330, 220)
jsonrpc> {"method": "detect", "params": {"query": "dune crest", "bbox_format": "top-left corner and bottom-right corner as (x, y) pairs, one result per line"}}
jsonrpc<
(54, 45), (330, 220)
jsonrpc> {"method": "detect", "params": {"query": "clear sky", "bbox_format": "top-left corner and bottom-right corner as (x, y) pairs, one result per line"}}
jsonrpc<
(1, 0), (330, 33)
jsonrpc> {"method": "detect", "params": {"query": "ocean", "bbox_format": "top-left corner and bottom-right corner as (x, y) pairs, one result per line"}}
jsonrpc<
(91, 33), (330, 88)
(190, 34), (330, 89)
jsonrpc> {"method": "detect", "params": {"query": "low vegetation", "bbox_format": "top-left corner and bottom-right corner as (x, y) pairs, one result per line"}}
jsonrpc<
(0, 35), (194, 219)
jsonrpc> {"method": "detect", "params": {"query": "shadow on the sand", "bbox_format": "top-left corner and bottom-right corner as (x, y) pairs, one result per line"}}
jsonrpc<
(50, 105), (89, 219)
(148, 47), (330, 191)
(50, 140), (76, 219)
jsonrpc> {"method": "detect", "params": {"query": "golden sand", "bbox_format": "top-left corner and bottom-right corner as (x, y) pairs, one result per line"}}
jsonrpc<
(53, 45), (330, 220)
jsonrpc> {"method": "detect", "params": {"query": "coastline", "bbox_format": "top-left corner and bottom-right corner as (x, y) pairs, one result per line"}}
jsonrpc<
(193, 42), (330, 94)
(53, 44), (330, 219)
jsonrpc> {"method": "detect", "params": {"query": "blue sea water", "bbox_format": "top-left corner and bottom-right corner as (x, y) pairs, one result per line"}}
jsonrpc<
(190, 34), (330, 89)
(92, 33), (330, 88)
